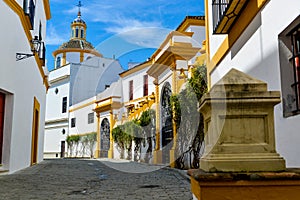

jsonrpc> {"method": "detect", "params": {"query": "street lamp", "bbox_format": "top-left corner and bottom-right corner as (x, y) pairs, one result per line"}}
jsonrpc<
(16, 36), (41, 61)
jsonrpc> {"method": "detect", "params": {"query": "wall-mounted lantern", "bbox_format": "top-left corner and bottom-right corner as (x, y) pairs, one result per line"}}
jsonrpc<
(16, 36), (41, 61)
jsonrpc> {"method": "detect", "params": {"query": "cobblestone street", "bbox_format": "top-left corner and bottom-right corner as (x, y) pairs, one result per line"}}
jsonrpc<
(0, 159), (192, 200)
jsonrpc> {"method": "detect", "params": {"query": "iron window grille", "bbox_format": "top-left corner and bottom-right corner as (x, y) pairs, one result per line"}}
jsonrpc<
(212, 0), (249, 34)
(23, 0), (35, 30)
(88, 113), (94, 124)
(289, 25), (300, 113)
(143, 75), (148, 96)
(71, 118), (76, 128)
(62, 97), (67, 113)
(129, 80), (133, 101)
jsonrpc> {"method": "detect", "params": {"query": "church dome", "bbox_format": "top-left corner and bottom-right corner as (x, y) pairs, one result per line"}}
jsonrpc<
(72, 15), (86, 24)
(59, 39), (94, 50)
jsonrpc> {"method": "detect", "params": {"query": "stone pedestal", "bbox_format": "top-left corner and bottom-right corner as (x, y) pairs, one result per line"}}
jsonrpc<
(199, 69), (285, 172)
(188, 169), (300, 200)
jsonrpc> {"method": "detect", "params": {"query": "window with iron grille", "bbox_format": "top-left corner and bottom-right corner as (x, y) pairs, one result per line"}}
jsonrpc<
(23, 0), (35, 30)
(212, 0), (249, 34)
(71, 118), (76, 128)
(129, 80), (133, 100)
(290, 26), (300, 113)
(143, 75), (148, 96)
(88, 113), (94, 124)
(279, 16), (300, 117)
(62, 97), (67, 113)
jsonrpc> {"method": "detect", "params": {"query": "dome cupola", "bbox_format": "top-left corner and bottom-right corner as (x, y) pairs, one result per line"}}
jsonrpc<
(70, 1), (86, 40)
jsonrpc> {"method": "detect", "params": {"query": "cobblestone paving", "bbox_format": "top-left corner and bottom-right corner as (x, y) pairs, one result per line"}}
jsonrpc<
(0, 159), (192, 200)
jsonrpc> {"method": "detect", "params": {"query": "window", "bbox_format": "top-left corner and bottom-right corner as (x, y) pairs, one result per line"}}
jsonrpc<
(279, 16), (300, 117)
(23, 0), (35, 29)
(143, 75), (148, 96)
(56, 57), (61, 68)
(81, 29), (84, 38)
(39, 42), (46, 66)
(212, 0), (249, 34)
(71, 118), (76, 128)
(75, 28), (79, 37)
(129, 80), (133, 100)
(88, 113), (94, 124)
(62, 97), (67, 113)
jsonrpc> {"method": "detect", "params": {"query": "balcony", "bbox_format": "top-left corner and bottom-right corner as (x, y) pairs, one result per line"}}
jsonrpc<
(212, 0), (249, 34)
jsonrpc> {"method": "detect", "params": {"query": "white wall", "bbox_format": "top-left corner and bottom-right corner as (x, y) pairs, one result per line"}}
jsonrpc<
(69, 97), (97, 135)
(122, 66), (155, 103)
(0, 0), (48, 173)
(208, 0), (300, 167)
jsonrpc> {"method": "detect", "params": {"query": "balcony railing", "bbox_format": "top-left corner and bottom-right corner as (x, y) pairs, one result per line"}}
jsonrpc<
(212, 0), (249, 34)
(23, 0), (35, 29)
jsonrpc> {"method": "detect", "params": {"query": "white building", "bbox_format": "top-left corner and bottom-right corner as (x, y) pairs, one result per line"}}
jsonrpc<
(147, 16), (206, 164)
(205, 0), (300, 167)
(59, 16), (206, 163)
(44, 8), (123, 158)
(0, 0), (51, 173)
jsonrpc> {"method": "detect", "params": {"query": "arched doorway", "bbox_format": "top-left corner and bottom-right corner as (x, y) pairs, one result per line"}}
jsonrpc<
(160, 82), (173, 164)
(100, 118), (110, 158)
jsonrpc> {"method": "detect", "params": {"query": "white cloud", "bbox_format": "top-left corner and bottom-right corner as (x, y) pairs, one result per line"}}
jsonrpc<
(46, 23), (68, 45)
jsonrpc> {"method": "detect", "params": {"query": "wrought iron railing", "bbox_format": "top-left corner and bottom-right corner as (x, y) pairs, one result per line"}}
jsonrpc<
(212, 0), (230, 33)
(212, 0), (249, 34)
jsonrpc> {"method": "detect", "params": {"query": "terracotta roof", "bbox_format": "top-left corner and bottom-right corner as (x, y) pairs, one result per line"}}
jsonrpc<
(176, 16), (205, 31)
(58, 39), (95, 50)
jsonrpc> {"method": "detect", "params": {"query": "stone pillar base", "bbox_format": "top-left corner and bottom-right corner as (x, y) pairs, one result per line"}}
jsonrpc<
(94, 150), (100, 158)
(153, 150), (162, 164)
(169, 149), (176, 168)
(200, 153), (286, 172)
(188, 169), (300, 200)
(108, 149), (113, 159)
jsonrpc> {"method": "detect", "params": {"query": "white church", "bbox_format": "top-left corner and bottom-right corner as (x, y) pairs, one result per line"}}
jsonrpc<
(44, 5), (123, 158)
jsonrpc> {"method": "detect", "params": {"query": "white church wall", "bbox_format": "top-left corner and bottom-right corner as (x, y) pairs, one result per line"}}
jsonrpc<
(69, 96), (97, 135)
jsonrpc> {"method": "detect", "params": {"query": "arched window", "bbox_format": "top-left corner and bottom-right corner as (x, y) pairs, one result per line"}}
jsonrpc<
(81, 29), (84, 38)
(75, 28), (79, 37)
(56, 57), (61, 68)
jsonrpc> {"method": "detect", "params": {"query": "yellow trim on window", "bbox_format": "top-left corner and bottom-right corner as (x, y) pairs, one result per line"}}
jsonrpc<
(207, 0), (269, 77)
(3, 0), (50, 90)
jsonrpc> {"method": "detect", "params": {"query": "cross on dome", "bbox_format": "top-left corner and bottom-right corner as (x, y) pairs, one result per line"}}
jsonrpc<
(77, 1), (83, 16)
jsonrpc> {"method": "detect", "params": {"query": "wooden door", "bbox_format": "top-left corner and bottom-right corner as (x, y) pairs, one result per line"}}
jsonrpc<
(0, 93), (5, 163)
(60, 141), (65, 158)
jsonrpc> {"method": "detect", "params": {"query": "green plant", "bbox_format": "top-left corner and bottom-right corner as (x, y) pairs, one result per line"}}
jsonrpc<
(66, 135), (80, 157)
(170, 64), (207, 169)
(139, 109), (156, 163)
(81, 132), (97, 158)
(112, 126), (126, 159)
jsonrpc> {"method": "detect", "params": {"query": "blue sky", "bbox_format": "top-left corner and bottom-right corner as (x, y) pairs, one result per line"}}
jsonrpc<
(46, 0), (205, 71)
